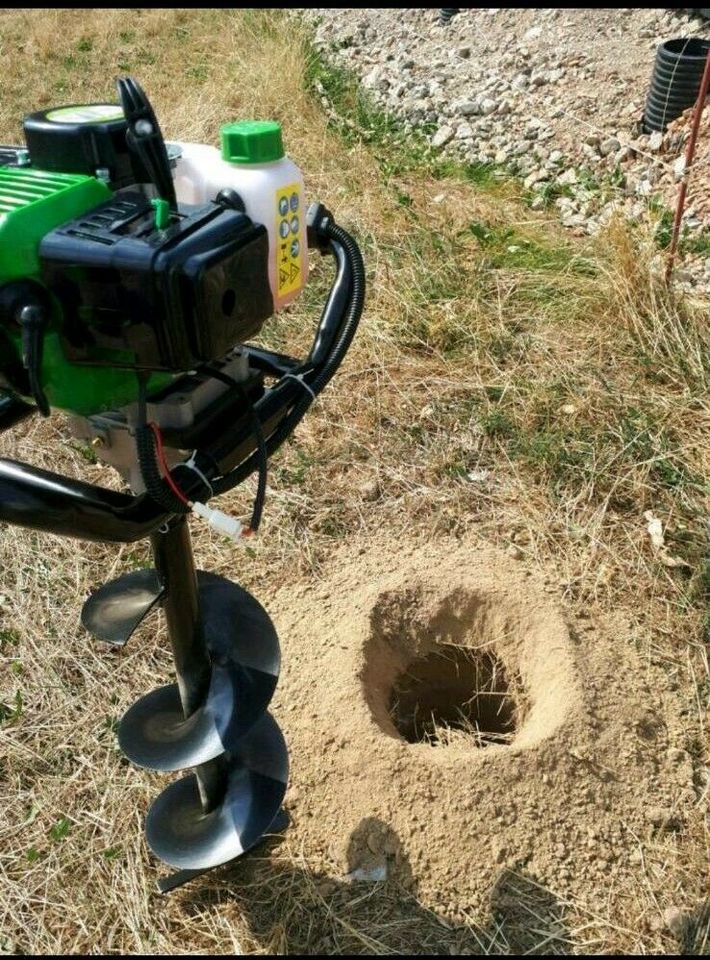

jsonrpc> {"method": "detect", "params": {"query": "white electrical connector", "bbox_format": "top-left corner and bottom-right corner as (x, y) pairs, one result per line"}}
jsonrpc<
(191, 501), (244, 541)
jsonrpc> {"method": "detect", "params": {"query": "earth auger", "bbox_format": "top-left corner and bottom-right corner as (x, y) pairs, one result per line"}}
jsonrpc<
(0, 78), (364, 891)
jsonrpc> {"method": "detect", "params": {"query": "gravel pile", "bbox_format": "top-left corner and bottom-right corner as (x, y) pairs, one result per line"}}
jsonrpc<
(308, 8), (710, 290)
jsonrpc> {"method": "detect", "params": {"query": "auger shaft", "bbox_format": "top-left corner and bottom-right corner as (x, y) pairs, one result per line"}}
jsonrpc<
(150, 516), (227, 814)
(150, 517), (211, 718)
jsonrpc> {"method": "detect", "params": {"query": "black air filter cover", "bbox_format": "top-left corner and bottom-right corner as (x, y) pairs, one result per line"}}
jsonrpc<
(39, 194), (274, 371)
(23, 103), (146, 188)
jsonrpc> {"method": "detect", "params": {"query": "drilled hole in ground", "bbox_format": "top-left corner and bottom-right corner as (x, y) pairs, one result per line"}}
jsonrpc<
(388, 645), (517, 748)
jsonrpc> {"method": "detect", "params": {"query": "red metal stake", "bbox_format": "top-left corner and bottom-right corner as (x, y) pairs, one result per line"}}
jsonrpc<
(665, 48), (710, 284)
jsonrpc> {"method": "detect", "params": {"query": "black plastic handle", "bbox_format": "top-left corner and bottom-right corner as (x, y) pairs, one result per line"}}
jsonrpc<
(117, 76), (177, 210)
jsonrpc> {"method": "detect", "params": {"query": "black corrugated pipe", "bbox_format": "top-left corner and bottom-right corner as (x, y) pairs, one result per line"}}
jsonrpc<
(643, 36), (710, 133)
(439, 9), (459, 26)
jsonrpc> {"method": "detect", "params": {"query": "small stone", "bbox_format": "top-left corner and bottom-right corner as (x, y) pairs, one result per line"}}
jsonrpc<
(456, 122), (473, 139)
(480, 98), (498, 115)
(359, 479), (381, 502)
(345, 861), (387, 883)
(524, 168), (550, 188)
(507, 544), (524, 560)
(663, 906), (688, 938)
(524, 26), (542, 40)
(530, 195), (545, 210)
(646, 807), (681, 831)
(557, 167), (578, 186)
(432, 125), (454, 148)
(561, 213), (587, 229)
(459, 100), (481, 117)
(673, 156), (686, 181)
(599, 136), (621, 156)
(648, 131), (663, 151)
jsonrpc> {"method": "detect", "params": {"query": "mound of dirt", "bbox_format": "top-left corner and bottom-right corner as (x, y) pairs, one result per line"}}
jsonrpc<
(268, 534), (700, 925)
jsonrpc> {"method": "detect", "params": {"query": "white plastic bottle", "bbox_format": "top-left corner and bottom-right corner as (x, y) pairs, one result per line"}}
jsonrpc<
(171, 120), (308, 311)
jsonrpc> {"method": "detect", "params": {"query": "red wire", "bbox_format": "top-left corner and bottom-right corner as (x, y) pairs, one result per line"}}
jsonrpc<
(148, 421), (191, 507)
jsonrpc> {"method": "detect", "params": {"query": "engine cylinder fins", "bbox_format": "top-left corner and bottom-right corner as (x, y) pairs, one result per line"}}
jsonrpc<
(81, 568), (164, 646)
(146, 711), (289, 870)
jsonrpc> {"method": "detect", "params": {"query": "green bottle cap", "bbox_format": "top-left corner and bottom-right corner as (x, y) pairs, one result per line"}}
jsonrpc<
(220, 120), (284, 164)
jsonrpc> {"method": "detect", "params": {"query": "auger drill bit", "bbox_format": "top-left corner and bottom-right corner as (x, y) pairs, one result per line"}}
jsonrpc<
(84, 515), (289, 881)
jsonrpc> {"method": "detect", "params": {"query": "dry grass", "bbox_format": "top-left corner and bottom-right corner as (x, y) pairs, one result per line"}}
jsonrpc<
(0, 7), (708, 955)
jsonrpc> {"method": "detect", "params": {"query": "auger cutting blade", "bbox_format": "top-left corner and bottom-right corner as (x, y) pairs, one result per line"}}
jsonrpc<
(118, 573), (280, 770)
(145, 712), (289, 870)
(81, 569), (164, 646)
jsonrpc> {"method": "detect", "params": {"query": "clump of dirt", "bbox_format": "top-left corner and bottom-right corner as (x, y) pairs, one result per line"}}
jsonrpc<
(269, 534), (701, 925)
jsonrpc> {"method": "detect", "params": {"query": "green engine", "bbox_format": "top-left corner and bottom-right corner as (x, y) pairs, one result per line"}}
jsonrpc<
(0, 77), (275, 418)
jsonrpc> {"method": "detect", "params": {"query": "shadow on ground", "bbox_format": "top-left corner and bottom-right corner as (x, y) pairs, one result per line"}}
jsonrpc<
(680, 900), (710, 956)
(179, 817), (573, 955)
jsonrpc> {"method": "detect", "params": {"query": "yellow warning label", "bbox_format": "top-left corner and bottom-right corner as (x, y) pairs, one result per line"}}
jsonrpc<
(275, 182), (304, 298)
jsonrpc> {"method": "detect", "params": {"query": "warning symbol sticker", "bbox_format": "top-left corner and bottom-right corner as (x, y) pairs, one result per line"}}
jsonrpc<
(275, 182), (303, 298)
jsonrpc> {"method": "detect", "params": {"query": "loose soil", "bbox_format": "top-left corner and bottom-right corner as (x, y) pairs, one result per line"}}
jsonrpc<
(268, 532), (701, 927)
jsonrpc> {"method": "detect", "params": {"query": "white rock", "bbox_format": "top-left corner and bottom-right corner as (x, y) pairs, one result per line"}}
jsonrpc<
(524, 168), (550, 188)
(599, 137), (621, 156)
(432, 125), (454, 148)
(345, 862), (387, 883)
(524, 26), (542, 40)
(557, 168), (578, 186)
(455, 99), (480, 116)
(562, 213), (586, 228)
(648, 131), (663, 151)
(456, 122), (473, 139)
(480, 98), (498, 115)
